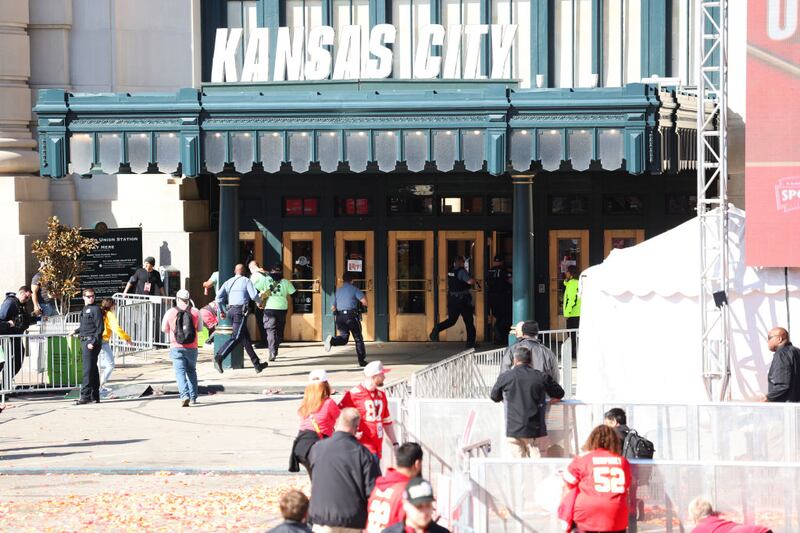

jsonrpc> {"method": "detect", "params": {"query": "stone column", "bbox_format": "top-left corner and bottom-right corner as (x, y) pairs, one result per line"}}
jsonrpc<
(511, 173), (535, 334)
(213, 175), (243, 369)
(0, 0), (51, 290)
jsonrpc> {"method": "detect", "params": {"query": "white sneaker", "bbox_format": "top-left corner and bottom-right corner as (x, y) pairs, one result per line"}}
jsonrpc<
(324, 335), (332, 353)
(100, 386), (111, 394)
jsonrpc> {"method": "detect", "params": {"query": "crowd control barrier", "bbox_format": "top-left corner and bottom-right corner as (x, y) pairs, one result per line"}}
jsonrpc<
(112, 293), (177, 349)
(0, 331), (88, 400)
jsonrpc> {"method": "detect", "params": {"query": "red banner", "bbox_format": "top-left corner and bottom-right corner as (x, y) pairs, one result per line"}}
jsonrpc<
(745, 0), (800, 266)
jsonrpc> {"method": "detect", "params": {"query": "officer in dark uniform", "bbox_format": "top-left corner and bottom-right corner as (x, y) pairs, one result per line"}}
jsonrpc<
(486, 254), (513, 345)
(324, 272), (368, 367)
(429, 255), (477, 348)
(73, 288), (105, 405)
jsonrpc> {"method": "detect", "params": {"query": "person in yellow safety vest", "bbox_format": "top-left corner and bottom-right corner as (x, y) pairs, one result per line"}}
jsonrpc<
(562, 265), (581, 329)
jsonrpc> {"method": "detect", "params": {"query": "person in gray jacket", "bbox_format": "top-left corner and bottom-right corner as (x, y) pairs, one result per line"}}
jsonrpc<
(500, 321), (559, 383)
(267, 490), (311, 533)
(309, 407), (381, 531)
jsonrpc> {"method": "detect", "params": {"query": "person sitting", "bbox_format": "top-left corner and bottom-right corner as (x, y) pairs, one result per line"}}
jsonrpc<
(688, 497), (772, 533)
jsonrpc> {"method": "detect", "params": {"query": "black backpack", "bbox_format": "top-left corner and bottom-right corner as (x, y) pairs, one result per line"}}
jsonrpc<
(174, 306), (196, 344)
(622, 429), (655, 459)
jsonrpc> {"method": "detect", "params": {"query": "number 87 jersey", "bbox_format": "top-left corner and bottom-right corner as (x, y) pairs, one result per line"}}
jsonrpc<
(562, 449), (632, 532)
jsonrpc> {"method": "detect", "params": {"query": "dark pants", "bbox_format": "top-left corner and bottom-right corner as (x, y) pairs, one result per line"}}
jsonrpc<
(216, 305), (261, 366)
(566, 316), (580, 358)
(433, 298), (476, 345)
(331, 311), (366, 361)
(80, 340), (101, 401)
(263, 309), (287, 358)
(253, 305), (268, 347)
(489, 295), (512, 345)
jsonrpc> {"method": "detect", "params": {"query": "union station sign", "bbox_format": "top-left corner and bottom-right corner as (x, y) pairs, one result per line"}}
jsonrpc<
(211, 24), (518, 83)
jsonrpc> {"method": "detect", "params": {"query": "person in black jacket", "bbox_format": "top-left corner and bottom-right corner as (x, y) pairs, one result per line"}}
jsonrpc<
(381, 477), (450, 533)
(73, 288), (105, 405)
(760, 327), (800, 403)
(490, 345), (565, 458)
(309, 407), (381, 531)
(0, 286), (33, 376)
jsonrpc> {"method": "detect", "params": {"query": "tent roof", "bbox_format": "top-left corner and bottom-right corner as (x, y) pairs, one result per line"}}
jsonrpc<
(584, 207), (800, 297)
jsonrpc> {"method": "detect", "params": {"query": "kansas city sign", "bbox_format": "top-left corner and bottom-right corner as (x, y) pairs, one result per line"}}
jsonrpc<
(211, 24), (518, 83)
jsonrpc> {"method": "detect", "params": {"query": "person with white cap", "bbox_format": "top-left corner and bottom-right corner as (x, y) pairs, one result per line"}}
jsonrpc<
(339, 360), (398, 461)
(381, 477), (450, 533)
(290, 368), (341, 477)
(161, 289), (204, 407)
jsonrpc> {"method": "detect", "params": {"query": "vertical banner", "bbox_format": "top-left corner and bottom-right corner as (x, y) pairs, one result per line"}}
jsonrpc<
(745, 1), (800, 266)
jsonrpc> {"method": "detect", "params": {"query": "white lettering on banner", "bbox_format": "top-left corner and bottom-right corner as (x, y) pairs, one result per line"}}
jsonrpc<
(210, 24), (517, 83)
(767, 0), (798, 40)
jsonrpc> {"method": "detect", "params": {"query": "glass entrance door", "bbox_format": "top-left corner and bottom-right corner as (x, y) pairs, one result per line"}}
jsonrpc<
(604, 229), (644, 257)
(388, 231), (434, 341)
(549, 230), (590, 329)
(437, 231), (485, 342)
(335, 231), (375, 341)
(284, 231), (322, 341)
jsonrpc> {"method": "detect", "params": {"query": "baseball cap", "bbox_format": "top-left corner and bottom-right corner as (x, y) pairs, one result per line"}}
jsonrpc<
(404, 477), (435, 505)
(144, 256), (156, 265)
(176, 289), (190, 300)
(308, 369), (328, 383)
(364, 360), (390, 378)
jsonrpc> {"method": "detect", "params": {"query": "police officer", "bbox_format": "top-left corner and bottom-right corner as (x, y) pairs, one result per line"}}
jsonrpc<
(429, 255), (477, 348)
(214, 264), (269, 374)
(73, 288), (105, 405)
(486, 254), (513, 345)
(324, 271), (368, 367)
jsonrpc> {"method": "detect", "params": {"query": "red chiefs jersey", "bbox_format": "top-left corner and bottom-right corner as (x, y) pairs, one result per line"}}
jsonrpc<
(339, 384), (392, 457)
(365, 468), (411, 533)
(562, 449), (631, 532)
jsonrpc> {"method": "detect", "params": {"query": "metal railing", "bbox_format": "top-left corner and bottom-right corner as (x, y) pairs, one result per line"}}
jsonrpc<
(1, 331), (86, 399)
(386, 329), (578, 400)
(113, 293), (176, 348)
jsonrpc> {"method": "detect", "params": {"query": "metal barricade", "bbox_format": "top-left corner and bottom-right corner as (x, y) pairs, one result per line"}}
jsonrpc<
(113, 293), (176, 349)
(111, 301), (155, 363)
(0, 331), (86, 400)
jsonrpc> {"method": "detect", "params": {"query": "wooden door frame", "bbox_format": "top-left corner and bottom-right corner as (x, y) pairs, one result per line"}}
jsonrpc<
(603, 229), (645, 257)
(239, 231), (264, 265)
(283, 231), (322, 341)
(335, 230), (375, 341)
(388, 230), (434, 341)
(548, 230), (590, 329)
(437, 230), (485, 342)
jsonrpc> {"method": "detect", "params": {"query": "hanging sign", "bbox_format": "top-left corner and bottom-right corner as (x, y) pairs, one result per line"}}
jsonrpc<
(347, 259), (363, 273)
(211, 23), (518, 83)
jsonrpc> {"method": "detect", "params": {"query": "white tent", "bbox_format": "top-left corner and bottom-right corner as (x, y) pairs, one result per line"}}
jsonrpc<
(577, 207), (800, 402)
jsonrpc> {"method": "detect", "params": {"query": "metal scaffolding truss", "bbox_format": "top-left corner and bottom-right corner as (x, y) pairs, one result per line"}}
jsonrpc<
(696, 0), (730, 401)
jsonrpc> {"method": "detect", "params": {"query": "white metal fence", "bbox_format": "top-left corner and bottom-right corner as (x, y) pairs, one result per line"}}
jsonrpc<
(386, 329), (578, 401)
(112, 293), (177, 349)
(0, 331), (86, 399)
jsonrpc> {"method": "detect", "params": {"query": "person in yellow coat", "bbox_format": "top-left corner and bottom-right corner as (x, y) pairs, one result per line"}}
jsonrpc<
(99, 298), (133, 392)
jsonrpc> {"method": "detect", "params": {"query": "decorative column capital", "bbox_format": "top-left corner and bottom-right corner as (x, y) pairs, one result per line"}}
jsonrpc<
(511, 172), (537, 185)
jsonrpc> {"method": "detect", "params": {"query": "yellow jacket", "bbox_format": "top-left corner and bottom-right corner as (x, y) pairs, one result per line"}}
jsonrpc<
(102, 310), (131, 343)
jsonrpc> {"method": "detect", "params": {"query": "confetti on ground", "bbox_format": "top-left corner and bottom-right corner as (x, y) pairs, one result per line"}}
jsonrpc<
(0, 474), (310, 532)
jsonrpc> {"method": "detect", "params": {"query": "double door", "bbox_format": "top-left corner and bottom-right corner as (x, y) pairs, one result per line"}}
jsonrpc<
(387, 230), (484, 342)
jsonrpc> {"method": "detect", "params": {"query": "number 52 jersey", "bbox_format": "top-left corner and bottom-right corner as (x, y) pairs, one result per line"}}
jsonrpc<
(562, 449), (631, 532)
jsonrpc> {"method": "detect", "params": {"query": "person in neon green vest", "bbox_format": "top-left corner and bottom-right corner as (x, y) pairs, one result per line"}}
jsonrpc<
(563, 265), (581, 329)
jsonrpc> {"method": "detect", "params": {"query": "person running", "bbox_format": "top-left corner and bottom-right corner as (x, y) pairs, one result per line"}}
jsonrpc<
(429, 256), (477, 348)
(339, 361), (399, 461)
(290, 369), (340, 478)
(254, 263), (296, 362)
(560, 425), (631, 533)
(98, 298), (133, 393)
(325, 271), (368, 367)
(214, 264), (268, 374)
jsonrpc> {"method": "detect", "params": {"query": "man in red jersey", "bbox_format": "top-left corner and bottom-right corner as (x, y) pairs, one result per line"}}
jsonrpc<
(561, 425), (631, 533)
(339, 360), (398, 459)
(365, 442), (423, 533)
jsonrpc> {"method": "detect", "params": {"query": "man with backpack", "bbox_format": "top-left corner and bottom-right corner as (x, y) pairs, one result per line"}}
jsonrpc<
(604, 408), (655, 532)
(162, 289), (204, 407)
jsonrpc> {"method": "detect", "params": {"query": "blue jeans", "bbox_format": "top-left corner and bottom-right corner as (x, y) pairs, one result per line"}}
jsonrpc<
(170, 347), (198, 401)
